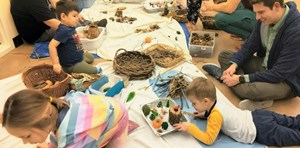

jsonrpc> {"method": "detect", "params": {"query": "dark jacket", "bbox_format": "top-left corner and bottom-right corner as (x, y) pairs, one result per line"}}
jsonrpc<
(232, 2), (300, 96)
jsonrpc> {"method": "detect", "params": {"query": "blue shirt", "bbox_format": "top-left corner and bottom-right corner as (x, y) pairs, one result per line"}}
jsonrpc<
(54, 24), (84, 67)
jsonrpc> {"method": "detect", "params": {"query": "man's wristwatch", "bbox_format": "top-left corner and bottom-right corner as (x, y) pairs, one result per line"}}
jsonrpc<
(239, 75), (245, 83)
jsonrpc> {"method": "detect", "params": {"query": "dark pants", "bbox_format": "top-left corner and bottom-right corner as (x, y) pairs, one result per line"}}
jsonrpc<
(252, 110), (300, 146)
(214, 3), (256, 40)
(187, 0), (202, 24)
(36, 28), (56, 43)
(218, 50), (294, 101)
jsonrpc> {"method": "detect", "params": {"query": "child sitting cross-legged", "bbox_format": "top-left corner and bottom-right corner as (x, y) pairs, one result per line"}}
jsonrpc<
(174, 77), (300, 146)
(49, 0), (101, 74)
(1, 89), (139, 148)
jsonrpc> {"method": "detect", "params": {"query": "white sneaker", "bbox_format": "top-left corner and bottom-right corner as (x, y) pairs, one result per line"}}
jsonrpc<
(239, 99), (273, 111)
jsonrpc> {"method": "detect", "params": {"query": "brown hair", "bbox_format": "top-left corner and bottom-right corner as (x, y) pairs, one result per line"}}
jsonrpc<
(56, 0), (80, 20)
(2, 89), (69, 129)
(186, 77), (216, 101)
(250, 0), (284, 9)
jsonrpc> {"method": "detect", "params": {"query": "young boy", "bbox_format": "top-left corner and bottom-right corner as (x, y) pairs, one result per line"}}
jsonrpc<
(174, 77), (300, 146)
(49, 0), (101, 74)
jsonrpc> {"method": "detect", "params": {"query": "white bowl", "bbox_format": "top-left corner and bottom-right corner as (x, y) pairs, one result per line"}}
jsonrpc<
(76, 26), (106, 53)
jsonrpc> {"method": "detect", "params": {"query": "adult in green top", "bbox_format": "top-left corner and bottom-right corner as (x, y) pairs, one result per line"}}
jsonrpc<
(202, 0), (256, 40)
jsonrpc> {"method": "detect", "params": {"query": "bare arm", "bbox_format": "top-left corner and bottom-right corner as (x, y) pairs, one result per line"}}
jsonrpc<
(202, 0), (241, 14)
(50, 0), (59, 9)
(49, 39), (62, 73)
(44, 18), (60, 30)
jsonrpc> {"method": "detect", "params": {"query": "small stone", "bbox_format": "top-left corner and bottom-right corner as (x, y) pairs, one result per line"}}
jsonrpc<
(176, 31), (181, 34)
(175, 37), (178, 41)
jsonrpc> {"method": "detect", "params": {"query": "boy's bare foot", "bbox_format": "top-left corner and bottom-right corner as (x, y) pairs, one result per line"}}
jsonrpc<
(186, 22), (197, 32)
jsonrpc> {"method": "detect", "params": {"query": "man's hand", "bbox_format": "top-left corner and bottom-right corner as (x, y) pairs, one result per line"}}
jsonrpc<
(53, 64), (62, 74)
(223, 63), (237, 76)
(221, 74), (240, 87)
(173, 122), (190, 132)
(77, 32), (86, 38)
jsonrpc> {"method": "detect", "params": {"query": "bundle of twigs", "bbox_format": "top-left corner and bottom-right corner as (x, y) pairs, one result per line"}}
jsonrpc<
(152, 72), (190, 109)
(144, 44), (185, 68)
(83, 22), (100, 39)
(168, 73), (190, 99)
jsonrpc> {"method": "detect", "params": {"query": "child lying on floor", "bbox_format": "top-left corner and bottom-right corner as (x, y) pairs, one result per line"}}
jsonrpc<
(49, 0), (101, 74)
(1, 89), (137, 148)
(174, 77), (300, 146)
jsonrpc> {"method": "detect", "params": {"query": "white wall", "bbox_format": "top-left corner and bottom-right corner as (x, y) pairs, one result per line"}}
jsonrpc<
(0, 0), (18, 57)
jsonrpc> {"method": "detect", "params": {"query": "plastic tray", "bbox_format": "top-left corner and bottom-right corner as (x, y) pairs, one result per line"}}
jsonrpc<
(141, 98), (190, 136)
(188, 31), (215, 58)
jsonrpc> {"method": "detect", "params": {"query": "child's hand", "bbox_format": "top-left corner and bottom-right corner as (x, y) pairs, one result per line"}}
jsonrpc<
(173, 122), (190, 132)
(78, 14), (85, 23)
(193, 111), (205, 119)
(36, 142), (49, 148)
(53, 64), (62, 74)
(77, 32), (86, 39)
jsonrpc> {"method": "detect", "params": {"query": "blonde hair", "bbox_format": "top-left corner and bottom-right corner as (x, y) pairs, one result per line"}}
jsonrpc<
(186, 77), (216, 101)
(2, 89), (69, 129)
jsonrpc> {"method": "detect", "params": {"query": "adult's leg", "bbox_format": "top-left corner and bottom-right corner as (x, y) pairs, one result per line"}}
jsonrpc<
(252, 110), (300, 146)
(218, 50), (265, 73)
(233, 82), (294, 100)
(214, 3), (256, 40)
(218, 50), (294, 100)
(36, 28), (56, 43)
(187, 0), (202, 25)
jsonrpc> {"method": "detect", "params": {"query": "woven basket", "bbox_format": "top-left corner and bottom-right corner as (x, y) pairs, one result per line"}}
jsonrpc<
(22, 64), (71, 97)
(113, 48), (155, 80)
(171, 9), (188, 23)
(200, 16), (219, 30)
(144, 44), (185, 68)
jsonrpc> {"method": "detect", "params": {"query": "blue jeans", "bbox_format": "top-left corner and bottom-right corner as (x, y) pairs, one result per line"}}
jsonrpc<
(252, 110), (300, 146)
(214, 3), (256, 40)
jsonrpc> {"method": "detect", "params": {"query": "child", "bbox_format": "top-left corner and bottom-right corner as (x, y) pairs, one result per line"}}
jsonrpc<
(173, 0), (202, 30)
(2, 89), (130, 147)
(49, 0), (101, 74)
(174, 77), (300, 146)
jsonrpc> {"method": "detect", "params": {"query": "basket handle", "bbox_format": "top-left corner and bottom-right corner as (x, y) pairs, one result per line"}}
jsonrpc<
(115, 48), (128, 57)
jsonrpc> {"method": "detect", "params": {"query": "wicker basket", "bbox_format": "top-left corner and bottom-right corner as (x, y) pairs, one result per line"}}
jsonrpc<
(200, 15), (220, 30)
(144, 44), (185, 68)
(113, 48), (155, 80)
(22, 64), (71, 97)
(170, 9), (188, 23)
